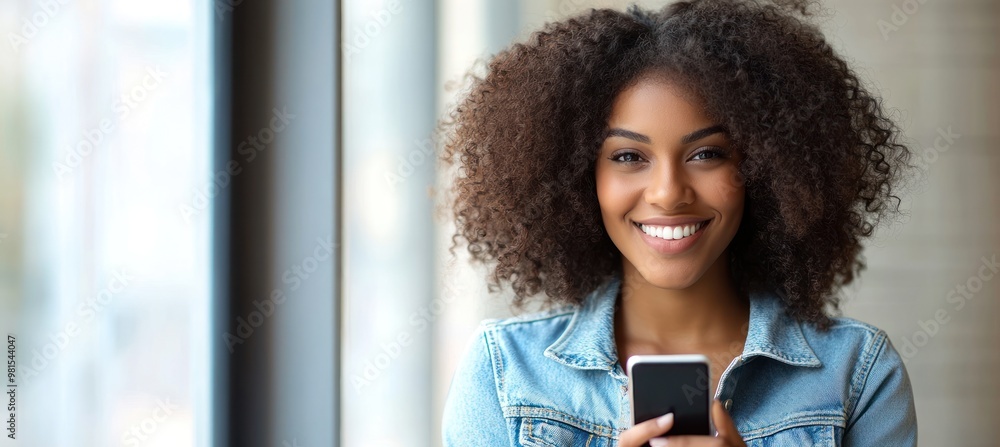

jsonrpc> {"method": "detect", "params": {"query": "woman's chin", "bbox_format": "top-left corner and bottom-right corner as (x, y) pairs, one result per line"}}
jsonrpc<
(632, 268), (703, 291)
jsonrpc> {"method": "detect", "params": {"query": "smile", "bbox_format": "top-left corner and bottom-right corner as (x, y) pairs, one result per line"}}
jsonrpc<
(634, 220), (709, 241)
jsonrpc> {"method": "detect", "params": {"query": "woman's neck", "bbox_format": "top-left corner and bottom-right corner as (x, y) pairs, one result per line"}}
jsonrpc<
(614, 254), (750, 351)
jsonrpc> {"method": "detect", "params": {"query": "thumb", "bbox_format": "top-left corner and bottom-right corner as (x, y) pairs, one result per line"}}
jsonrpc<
(712, 399), (740, 441)
(618, 413), (674, 447)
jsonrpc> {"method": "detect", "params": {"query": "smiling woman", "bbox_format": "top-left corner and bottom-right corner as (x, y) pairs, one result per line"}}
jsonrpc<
(596, 77), (745, 292)
(438, 0), (917, 446)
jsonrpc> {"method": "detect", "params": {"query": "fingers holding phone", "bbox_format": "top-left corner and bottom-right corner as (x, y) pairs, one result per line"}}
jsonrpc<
(623, 355), (746, 446)
(627, 355), (713, 436)
(617, 412), (674, 447)
(709, 398), (745, 444)
(617, 403), (746, 447)
(638, 400), (746, 446)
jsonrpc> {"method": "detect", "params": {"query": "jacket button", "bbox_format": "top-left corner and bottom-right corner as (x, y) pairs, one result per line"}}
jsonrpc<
(723, 399), (733, 411)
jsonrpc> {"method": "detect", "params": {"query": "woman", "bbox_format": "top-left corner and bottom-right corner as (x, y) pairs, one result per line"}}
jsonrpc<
(439, 0), (917, 445)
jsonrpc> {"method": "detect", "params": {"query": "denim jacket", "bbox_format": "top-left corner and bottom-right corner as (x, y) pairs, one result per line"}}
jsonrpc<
(442, 272), (918, 446)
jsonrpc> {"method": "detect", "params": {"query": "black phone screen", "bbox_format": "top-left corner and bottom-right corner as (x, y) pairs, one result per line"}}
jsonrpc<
(630, 360), (711, 437)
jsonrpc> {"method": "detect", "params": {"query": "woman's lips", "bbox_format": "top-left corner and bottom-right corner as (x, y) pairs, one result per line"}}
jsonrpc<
(633, 218), (711, 255)
(634, 220), (709, 240)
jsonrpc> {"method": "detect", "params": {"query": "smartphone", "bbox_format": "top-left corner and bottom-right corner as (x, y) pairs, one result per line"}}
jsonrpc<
(626, 354), (713, 440)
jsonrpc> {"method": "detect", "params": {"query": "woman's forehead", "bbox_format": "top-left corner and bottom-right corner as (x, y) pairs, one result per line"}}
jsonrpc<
(605, 77), (717, 141)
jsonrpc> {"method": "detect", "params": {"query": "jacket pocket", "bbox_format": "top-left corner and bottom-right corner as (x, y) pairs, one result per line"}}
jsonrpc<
(745, 424), (836, 447)
(510, 407), (617, 447)
(741, 412), (844, 447)
(518, 417), (593, 447)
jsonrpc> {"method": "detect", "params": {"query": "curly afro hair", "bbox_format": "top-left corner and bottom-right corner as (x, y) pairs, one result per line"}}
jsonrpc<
(438, 0), (913, 328)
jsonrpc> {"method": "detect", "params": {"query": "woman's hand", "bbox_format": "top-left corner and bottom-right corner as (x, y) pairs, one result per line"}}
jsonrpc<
(617, 411), (674, 447)
(617, 399), (746, 447)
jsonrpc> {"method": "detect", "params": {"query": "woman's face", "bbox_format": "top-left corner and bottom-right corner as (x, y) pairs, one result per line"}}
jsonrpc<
(595, 75), (745, 290)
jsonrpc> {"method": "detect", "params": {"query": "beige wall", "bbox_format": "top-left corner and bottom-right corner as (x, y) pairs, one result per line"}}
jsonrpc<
(435, 1), (1000, 445)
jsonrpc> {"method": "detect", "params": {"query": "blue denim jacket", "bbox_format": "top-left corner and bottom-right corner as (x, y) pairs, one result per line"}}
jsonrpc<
(442, 272), (917, 446)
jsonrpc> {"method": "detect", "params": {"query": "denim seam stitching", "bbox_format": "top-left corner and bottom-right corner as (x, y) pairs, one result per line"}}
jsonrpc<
(522, 417), (559, 447)
(505, 406), (617, 438)
(485, 327), (508, 408)
(486, 307), (577, 328)
(542, 278), (618, 368)
(543, 308), (585, 366)
(845, 329), (886, 429)
(740, 412), (846, 439)
(827, 319), (880, 334)
(752, 350), (817, 365)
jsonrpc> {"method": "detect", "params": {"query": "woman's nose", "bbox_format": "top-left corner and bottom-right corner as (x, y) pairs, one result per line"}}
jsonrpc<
(643, 161), (695, 210)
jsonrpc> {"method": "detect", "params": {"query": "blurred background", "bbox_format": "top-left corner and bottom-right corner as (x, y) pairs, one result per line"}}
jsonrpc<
(0, 0), (996, 446)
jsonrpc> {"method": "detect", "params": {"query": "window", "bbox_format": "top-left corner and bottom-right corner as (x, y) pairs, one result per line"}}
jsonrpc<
(0, 2), (212, 445)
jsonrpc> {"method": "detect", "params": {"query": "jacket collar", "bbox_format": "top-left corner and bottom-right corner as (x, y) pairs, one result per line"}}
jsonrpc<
(543, 271), (822, 370)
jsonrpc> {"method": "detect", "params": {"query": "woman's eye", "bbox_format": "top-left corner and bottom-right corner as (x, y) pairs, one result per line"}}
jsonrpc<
(691, 148), (727, 161)
(610, 152), (643, 164)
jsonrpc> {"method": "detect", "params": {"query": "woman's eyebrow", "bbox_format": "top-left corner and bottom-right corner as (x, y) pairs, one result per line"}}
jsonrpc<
(680, 124), (727, 144)
(603, 128), (651, 144)
(603, 124), (727, 145)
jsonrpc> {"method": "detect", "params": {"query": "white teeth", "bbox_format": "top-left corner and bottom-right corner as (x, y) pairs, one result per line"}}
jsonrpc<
(638, 221), (706, 241)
